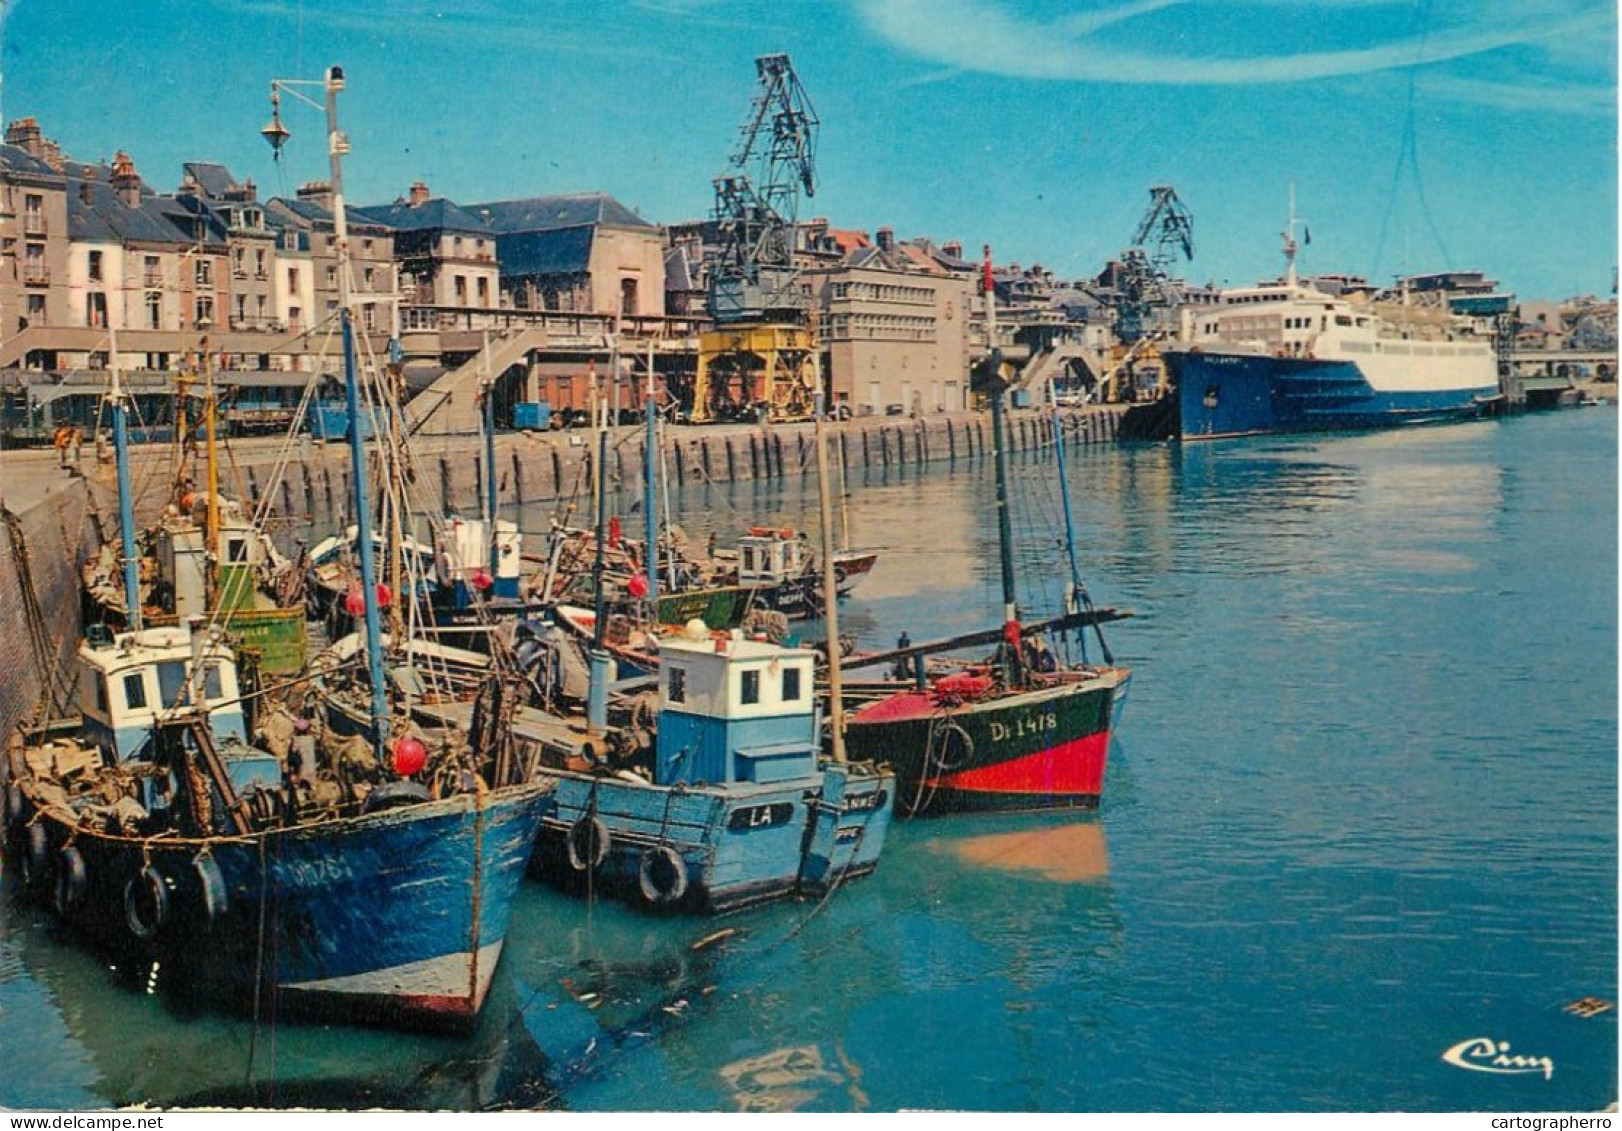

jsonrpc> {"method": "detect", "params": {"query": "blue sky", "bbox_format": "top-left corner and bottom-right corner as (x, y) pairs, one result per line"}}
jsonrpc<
(3, 0), (1615, 299)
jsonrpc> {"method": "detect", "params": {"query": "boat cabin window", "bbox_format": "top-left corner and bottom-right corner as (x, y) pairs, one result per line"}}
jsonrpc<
(1336, 315), (1353, 326)
(740, 668), (760, 706)
(667, 666), (686, 704)
(93, 676), (108, 713)
(742, 546), (756, 572)
(122, 672), (148, 711)
(157, 661), (189, 708)
(227, 537), (250, 563)
(781, 665), (802, 702)
(199, 662), (224, 702)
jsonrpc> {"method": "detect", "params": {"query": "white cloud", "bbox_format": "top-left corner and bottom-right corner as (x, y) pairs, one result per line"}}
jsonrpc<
(855, 0), (1613, 87)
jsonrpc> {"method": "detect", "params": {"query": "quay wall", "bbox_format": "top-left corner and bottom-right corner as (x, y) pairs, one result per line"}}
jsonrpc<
(0, 475), (92, 739)
(121, 404), (1127, 530)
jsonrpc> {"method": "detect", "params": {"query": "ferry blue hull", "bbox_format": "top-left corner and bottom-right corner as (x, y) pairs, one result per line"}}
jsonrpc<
(5, 782), (553, 1028)
(531, 763), (892, 914)
(1169, 352), (1499, 440)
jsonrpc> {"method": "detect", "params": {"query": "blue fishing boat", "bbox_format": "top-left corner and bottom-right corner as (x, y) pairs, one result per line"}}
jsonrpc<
(522, 378), (893, 913)
(1, 66), (551, 1029)
(527, 624), (893, 912)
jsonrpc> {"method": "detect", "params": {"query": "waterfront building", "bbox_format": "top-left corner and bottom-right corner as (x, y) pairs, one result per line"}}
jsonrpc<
(808, 224), (974, 417)
(266, 184), (397, 340)
(471, 192), (665, 318)
(1, 121), (72, 364)
(354, 183), (499, 317)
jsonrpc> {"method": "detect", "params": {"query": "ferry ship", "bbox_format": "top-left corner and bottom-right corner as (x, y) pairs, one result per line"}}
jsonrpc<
(1163, 225), (1502, 440)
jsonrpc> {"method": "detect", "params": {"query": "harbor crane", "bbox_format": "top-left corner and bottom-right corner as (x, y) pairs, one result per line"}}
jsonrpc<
(692, 54), (821, 423)
(1099, 184), (1194, 401)
(1111, 184), (1194, 344)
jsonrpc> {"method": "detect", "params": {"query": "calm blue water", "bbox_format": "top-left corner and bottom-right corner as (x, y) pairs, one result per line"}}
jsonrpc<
(1, 409), (1615, 1112)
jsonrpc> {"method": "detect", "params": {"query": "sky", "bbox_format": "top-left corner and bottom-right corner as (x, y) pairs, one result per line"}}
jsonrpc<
(1, 0), (1615, 301)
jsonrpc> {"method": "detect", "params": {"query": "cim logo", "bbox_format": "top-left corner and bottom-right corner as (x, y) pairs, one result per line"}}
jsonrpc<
(1442, 1038), (1554, 1081)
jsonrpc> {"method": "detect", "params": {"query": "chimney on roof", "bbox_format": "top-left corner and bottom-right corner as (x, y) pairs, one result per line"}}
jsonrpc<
(297, 181), (333, 209)
(409, 181), (430, 207)
(242, 178), (257, 202)
(110, 151), (142, 207)
(876, 226), (895, 252)
(943, 241), (963, 259)
(5, 117), (42, 157)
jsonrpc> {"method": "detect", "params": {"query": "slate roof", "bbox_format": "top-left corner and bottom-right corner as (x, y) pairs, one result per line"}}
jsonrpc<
(266, 195), (390, 235)
(469, 192), (655, 234)
(182, 162), (242, 198)
(353, 197), (490, 234)
(66, 176), (193, 245)
(0, 144), (64, 183)
(495, 226), (595, 277)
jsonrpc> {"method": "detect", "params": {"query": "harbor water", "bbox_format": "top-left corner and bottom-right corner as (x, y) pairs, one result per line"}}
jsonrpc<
(1, 408), (1614, 1112)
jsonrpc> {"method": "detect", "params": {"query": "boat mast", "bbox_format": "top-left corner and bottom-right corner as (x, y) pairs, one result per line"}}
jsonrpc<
(983, 245), (1023, 684)
(266, 65), (390, 754)
(644, 334), (659, 607)
(814, 365), (845, 763)
(481, 329), (498, 583)
(202, 341), (221, 613)
(587, 353), (610, 733)
(1048, 406), (1113, 665)
(107, 323), (142, 632)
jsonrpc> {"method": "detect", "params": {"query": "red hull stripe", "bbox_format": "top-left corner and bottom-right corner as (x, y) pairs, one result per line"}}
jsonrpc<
(927, 730), (1110, 798)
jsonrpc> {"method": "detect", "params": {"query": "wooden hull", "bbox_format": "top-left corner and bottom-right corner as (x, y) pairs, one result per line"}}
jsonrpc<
(530, 762), (893, 914)
(2, 777), (552, 1029)
(843, 669), (1128, 815)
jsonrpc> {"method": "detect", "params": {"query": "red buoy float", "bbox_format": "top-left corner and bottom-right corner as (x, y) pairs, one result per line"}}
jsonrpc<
(392, 735), (428, 777)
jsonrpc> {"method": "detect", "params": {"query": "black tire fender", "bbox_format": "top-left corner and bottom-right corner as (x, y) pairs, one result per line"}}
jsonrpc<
(3, 783), (23, 831)
(193, 854), (228, 925)
(53, 845), (87, 915)
(20, 820), (49, 892)
(565, 815), (611, 872)
(361, 780), (433, 814)
(124, 866), (171, 941)
(638, 844), (689, 906)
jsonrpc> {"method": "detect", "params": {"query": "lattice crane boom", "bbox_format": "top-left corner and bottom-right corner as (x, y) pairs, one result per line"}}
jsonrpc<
(709, 53), (820, 324)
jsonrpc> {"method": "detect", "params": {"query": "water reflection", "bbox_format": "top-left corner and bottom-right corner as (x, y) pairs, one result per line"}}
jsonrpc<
(934, 817), (1110, 884)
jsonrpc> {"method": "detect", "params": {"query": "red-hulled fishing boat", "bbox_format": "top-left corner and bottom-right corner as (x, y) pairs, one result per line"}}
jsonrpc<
(840, 246), (1132, 814)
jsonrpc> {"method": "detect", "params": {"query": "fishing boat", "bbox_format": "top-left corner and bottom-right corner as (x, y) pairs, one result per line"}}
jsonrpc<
(712, 525), (878, 619)
(519, 387), (893, 912)
(1162, 209), (1502, 441)
(80, 362), (308, 676)
(519, 624), (892, 912)
(307, 345), (526, 639)
(1, 66), (551, 1029)
(839, 247), (1133, 814)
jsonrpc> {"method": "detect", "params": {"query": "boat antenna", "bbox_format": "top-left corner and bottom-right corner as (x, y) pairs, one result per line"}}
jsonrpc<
(107, 321), (143, 632)
(1282, 183), (1304, 290)
(266, 65), (390, 757)
(983, 245), (1024, 686)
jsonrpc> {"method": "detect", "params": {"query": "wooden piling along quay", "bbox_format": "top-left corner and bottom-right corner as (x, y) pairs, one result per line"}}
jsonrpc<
(32, 405), (1126, 534)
